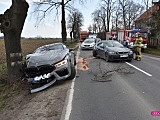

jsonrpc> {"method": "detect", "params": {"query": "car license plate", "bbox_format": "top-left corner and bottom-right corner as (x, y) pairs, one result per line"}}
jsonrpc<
(34, 73), (51, 81)
(120, 54), (128, 57)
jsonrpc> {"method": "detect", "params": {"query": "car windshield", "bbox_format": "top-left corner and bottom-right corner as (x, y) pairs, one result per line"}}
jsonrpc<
(129, 32), (148, 38)
(34, 44), (64, 53)
(105, 40), (124, 48)
(84, 39), (95, 43)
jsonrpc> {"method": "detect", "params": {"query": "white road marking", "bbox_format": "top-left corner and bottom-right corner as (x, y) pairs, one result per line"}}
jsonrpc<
(63, 44), (81, 120)
(64, 78), (75, 120)
(125, 62), (152, 77)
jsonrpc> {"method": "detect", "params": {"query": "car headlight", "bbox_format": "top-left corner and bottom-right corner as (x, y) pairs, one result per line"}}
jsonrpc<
(81, 43), (84, 47)
(90, 43), (95, 47)
(109, 51), (117, 54)
(55, 59), (67, 67)
(129, 50), (133, 54)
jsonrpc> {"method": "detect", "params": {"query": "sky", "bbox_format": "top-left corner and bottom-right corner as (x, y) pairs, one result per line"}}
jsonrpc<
(0, 0), (100, 38)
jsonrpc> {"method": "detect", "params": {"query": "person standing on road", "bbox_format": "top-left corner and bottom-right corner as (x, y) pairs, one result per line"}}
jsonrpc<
(134, 32), (143, 61)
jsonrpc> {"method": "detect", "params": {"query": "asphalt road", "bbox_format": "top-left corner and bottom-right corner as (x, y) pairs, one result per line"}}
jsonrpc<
(62, 49), (160, 120)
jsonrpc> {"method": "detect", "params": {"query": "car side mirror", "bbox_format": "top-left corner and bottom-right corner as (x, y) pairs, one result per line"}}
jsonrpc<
(100, 46), (104, 49)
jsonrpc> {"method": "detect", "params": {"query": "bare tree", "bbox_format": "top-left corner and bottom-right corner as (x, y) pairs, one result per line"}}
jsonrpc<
(33, 0), (73, 43)
(0, 0), (29, 80)
(100, 7), (107, 32)
(92, 9), (103, 32)
(92, 23), (98, 33)
(118, 0), (128, 30)
(92, 8), (107, 32)
(67, 9), (83, 41)
(141, 0), (151, 11)
(101, 0), (115, 32)
(126, 1), (144, 29)
(111, 5), (122, 31)
(32, 0), (87, 43)
(92, 0), (115, 32)
(110, 0), (145, 30)
(88, 25), (92, 33)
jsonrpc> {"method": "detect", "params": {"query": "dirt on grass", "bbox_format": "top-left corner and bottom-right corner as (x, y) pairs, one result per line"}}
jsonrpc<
(0, 79), (71, 120)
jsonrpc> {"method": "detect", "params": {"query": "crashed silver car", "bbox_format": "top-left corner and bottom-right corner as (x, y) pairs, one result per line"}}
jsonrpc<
(24, 43), (76, 93)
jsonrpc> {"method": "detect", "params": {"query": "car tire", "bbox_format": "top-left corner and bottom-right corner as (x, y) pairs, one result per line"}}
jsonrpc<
(126, 59), (132, 62)
(93, 50), (97, 57)
(67, 63), (76, 80)
(81, 47), (84, 50)
(141, 48), (144, 52)
(74, 55), (76, 66)
(105, 53), (109, 62)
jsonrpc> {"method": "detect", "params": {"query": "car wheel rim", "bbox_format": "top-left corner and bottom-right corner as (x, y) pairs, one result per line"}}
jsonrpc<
(105, 53), (109, 61)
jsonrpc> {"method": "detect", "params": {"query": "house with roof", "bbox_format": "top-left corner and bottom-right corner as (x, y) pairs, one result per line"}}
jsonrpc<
(134, 4), (160, 47)
(135, 4), (159, 31)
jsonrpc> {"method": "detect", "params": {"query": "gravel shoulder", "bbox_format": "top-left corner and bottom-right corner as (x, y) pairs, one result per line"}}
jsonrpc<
(0, 80), (72, 120)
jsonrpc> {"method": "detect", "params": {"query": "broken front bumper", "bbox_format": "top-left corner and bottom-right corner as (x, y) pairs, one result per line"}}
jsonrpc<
(25, 62), (72, 93)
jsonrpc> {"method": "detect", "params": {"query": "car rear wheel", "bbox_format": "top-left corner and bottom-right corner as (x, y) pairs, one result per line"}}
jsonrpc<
(67, 63), (76, 80)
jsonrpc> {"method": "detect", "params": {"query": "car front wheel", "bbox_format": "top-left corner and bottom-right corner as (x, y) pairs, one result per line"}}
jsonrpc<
(93, 50), (97, 57)
(67, 63), (76, 80)
(105, 53), (109, 62)
(126, 59), (132, 62)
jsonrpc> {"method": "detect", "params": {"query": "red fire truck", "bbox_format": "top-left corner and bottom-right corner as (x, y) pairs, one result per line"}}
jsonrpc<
(106, 32), (118, 40)
(118, 29), (148, 51)
(79, 31), (88, 42)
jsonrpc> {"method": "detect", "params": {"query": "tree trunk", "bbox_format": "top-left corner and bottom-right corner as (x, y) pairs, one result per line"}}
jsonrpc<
(1, 0), (29, 80)
(61, 0), (67, 43)
(70, 31), (72, 42)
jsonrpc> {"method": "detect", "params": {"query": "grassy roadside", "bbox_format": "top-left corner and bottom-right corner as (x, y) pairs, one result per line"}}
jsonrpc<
(0, 39), (79, 109)
(143, 47), (160, 56)
(0, 63), (8, 108)
(65, 40), (79, 48)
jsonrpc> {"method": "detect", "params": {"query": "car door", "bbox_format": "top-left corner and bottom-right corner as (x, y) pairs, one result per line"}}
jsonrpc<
(96, 42), (105, 58)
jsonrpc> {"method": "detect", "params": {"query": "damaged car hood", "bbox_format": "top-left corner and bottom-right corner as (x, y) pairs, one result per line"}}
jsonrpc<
(26, 49), (68, 67)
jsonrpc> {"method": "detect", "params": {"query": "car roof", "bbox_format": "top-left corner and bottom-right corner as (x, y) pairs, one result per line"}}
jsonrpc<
(36, 42), (65, 50)
(101, 40), (111, 43)
(44, 42), (63, 46)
